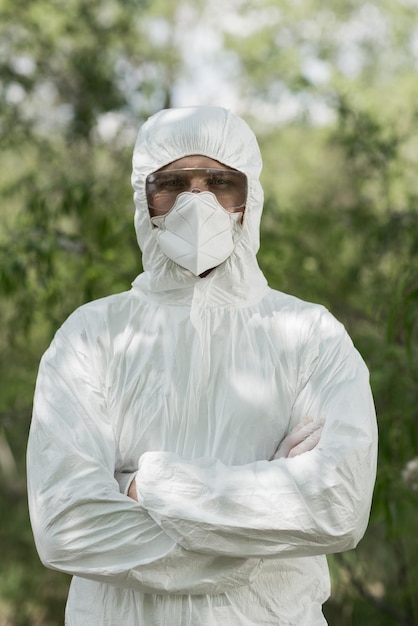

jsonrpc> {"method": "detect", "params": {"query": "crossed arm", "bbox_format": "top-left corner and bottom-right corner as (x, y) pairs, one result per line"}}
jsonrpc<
(127, 418), (324, 501)
(27, 308), (377, 593)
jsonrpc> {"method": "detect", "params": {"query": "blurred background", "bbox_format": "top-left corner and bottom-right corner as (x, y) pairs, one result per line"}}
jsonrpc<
(0, 0), (417, 624)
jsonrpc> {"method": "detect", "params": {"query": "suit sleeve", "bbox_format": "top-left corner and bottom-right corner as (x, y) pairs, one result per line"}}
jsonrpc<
(26, 312), (261, 594)
(135, 310), (378, 558)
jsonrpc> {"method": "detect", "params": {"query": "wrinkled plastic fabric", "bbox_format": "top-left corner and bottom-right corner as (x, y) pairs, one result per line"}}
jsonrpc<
(27, 106), (378, 626)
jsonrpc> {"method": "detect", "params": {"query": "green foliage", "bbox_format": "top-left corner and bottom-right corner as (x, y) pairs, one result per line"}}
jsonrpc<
(258, 95), (418, 625)
(0, 1), (198, 622)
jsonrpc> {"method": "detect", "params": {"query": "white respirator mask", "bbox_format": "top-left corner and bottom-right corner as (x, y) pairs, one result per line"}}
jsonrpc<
(150, 191), (244, 276)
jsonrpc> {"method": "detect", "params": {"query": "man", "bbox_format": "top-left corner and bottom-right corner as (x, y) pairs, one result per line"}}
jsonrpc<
(27, 106), (378, 625)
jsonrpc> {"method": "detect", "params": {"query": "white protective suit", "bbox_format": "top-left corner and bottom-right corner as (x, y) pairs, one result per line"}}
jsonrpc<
(27, 106), (378, 626)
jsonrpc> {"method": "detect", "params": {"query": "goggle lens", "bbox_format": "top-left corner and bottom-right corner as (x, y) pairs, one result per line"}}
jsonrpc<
(146, 168), (247, 214)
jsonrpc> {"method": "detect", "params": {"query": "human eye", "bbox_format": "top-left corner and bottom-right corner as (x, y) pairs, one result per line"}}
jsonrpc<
(207, 173), (233, 188)
(158, 174), (186, 191)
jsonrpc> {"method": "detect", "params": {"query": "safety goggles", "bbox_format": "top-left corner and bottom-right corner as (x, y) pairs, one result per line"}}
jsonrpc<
(146, 168), (248, 214)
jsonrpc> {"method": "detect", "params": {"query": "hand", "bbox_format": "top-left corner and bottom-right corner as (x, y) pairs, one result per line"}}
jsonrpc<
(272, 418), (324, 460)
(127, 477), (138, 501)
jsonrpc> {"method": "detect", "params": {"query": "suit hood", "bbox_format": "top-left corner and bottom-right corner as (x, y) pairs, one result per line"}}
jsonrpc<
(131, 106), (268, 307)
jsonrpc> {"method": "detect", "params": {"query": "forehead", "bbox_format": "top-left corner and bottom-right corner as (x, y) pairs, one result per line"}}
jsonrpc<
(158, 155), (226, 172)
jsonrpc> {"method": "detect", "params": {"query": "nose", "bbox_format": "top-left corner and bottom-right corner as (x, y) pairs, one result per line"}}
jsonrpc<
(188, 173), (207, 194)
